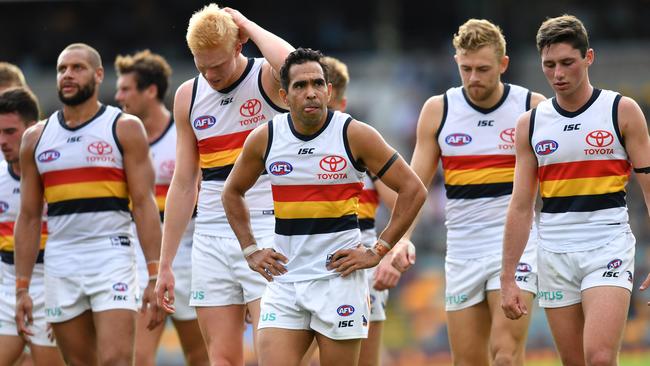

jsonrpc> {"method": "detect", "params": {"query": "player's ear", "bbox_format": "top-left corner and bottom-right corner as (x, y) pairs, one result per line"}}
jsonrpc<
(279, 88), (288, 105)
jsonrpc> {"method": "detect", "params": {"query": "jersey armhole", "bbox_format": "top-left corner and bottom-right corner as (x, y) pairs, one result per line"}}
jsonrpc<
(434, 93), (448, 141)
(263, 121), (273, 163)
(612, 94), (624, 147)
(343, 117), (366, 173)
(258, 64), (288, 113)
(111, 112), (125, 154)
(525, 90), (532, 111)
(188, 76), (199, 123)
(528, 108), (537, 148)
(32, 118), (50, 163)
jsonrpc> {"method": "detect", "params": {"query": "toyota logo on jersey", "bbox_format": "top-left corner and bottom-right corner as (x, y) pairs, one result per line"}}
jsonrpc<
(585, 130), (614, 147)
(87, 140), (113, 155)
(240, 99), (262, 117)
(500, 128), (515, 144)
(320, 155), (347, 172)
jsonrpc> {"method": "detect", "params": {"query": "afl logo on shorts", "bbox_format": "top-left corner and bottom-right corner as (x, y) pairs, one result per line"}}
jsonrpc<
(269, 161), (293, 176)
(193, 115), (216, 130)
(535, 140), (558, 155)
(445, 133), (472, 146)
(0, 201), (8, 213)
(607, 259), (622, 270)
(37, 150), (60, 162)
(337, 304), (355, 317)
(320, 155), (347, 172)
(517, 262), (532, 273)
(112, 282), (128, 292)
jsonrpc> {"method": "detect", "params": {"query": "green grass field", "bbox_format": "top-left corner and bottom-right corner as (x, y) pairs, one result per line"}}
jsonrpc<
(526, 353), (649, 366)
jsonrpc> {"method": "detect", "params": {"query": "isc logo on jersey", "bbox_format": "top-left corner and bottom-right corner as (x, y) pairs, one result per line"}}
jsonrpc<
(269, 161), (293, 176)
(37, 150), (61, 162)
(535, 140), (558, 155)
(193, 115), (216, 130)
(445, 133), (472, 146)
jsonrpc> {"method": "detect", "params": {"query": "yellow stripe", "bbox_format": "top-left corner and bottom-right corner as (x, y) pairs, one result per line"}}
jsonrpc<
(44, 181), (128, 203)
(358, 203), (377, 219)
(274, 198), (359, 219)
(540, 175), (628, 198)
(444, 167), (514, 185)
(200, 148), (242, 169)
(0, 235), (46, 252)
(155, 196), (166, 212)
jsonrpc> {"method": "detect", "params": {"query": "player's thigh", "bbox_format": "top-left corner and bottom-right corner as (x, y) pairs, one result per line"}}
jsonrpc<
(582, 286), (630, 364)
(93, 309), (136, 365)
(171, 317), (209, 366)
(359, 321), (384, 366)
(258, 328), (314, 366)
(315, 333), (362, 366)
(544, 304), (585, 366)
(29, 344), (65, 366)
(446, 302), (491, 366)
(486, 290), (533, 363)
(51, 310), (98, 366)
(196, 305), (246, 363)
(299, 339), (319, 366)
(0, 335), (25, 365)
(134, 311), (166, 366)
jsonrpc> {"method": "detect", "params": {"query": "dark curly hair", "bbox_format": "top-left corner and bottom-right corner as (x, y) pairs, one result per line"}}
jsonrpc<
(279, 48), (329, 91)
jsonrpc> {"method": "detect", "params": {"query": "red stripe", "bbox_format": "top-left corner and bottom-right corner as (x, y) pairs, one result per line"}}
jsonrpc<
(42, 167), (125, 187)
(359, 189), (379, 204)
(0, 222), (46, 235)
(538, 160), (631, 181)
(155, 184), (169, 197)
(272, 183), (363, 202)
(198, 130), (252, 154)
(441, 155), (515, 170)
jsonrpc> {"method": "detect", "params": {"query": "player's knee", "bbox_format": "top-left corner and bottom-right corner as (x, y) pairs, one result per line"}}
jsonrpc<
(492, 353), (516, 366)
(185, 347), (210, 366)
(585, 348), (617, 366)
(98, 348), (133, 366)
(134, 350), (156, 366)
(491, 343), (522, 366)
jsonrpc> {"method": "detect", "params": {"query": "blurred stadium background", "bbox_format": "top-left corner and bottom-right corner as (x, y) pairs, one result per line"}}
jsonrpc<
(2, 0), (649, 364)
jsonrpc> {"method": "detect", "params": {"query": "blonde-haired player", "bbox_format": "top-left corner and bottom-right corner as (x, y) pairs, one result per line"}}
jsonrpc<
(393, 19), (545, 366)
(0, 62), (27, 92)
(155, 4), (294, 365)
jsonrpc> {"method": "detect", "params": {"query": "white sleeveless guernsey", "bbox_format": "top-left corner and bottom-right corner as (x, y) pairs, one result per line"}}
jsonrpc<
(438, 84), (534, 258)
(531, 89), (631, 253)
(265, 111), (365, 282)
(35, 105), (134, 276)
(190, 58), (285, 237)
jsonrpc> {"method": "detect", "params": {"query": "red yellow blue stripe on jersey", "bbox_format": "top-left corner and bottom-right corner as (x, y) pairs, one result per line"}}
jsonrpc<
(539, 159), (630, 213)
(272, 182), (363, 235)
(358, 188), (379, 230)
(41, 167), (129, 216)
(198, 129), (251, 181)
(0, 221), (48, 252)
(441, 154), (515, 199)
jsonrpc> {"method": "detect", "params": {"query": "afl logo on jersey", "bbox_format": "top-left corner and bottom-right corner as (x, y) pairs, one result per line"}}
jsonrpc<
(37, 150), (60, 163)
(87, 140), (113, 155)
(193, 115), (216, 130)
(0, 201), (8, 213)
(534, 140), (558, 155)
(445, 133), (472, 146)
(585, 130), (614, 147)
(337, 304), (355, 317)
(607, 259), (622, 270)
(320, 155), (347, 172)
(269, 161), (293, 176)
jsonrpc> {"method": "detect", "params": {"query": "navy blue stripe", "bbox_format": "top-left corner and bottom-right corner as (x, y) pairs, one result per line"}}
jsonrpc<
(612, 94), (624, 147)
(258, 63), (288, 113)
(359, 218), (375, 231)
(445, 182), (513, 199)
(189, 76), (198, 122)
(435, 93), (448, 140)
(275, 215), (359, 236)
(528, 108), (537, 148)
(201, 165), (233, 181)
(48, 197), (130, 216)
(263, 121), (273, 163)
(525, 90), (532, 110)
(541, 192), (626, 213)
(1, 250), (45, 264)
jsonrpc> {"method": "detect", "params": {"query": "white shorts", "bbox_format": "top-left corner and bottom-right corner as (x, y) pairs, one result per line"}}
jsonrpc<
(538, 231), (635, 308)
(44, 260), (138, 323)
(0, 265), (54, 347)
(258, 270), (370, 340)
(190, 233), (272, 306)
(367, 268), (387, 322)
(445, 248), (538, 311)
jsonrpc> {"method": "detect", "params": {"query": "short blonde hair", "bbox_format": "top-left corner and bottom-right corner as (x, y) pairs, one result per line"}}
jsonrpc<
(186, 4), (239, 54)
(453, 19), (506, 59)
(0, 62), (27, 89)
(321, 56), (349, 101)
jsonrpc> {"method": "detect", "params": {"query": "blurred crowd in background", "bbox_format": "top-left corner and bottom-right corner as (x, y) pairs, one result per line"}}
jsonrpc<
(2, 0), (649, 364)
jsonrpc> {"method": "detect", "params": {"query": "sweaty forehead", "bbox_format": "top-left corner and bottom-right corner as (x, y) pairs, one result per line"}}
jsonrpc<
(57, 49), (95, 68)
(289, 62), (324, 82)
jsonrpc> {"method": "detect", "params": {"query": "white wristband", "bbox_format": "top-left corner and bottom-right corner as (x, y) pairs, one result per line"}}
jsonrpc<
(242, 244), (260, 258)
(377, 238), (393, 250)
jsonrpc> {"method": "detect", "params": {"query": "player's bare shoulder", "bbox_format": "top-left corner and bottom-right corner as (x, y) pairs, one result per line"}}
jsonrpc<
(21, 120), (47, 151)
(418, 94), (446, 133)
